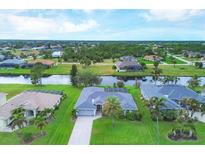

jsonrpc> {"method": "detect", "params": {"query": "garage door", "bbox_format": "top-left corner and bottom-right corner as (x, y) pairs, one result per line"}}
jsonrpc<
(77, 110), (95, 116)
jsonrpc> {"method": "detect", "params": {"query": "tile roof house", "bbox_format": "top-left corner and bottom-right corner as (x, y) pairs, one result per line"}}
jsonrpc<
(144, 55), (163, 62)
(0, 58), (26, 68)
(75, 87), (137, 116)
(115, 61), (142, 72)
(140, 83), (205, 110)
(0, 90), (62, 132)
(28, 59), (55, 68)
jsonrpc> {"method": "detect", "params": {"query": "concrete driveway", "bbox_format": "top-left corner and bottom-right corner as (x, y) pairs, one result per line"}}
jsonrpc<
(68, 115), (101, 145)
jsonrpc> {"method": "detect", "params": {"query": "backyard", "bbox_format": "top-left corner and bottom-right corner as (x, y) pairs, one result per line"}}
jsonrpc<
(0, 84), (81, 144)
(0, 63), (205, 77)
(90, 87), (205, 145)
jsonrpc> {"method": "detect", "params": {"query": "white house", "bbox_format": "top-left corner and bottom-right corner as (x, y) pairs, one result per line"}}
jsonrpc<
(0, 91), (62, 132)
(52, 51), (63, 58)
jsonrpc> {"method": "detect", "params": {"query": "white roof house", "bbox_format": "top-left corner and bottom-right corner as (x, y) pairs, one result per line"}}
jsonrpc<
(0, 90), (62, 132)
(52, 51), (63, 58)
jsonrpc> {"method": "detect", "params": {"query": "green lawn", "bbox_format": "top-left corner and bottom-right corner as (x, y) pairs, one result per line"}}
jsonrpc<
(137, 57), (154, 64)
(90, 87), (205, 145)
(164, 56), (187, 64)
(0, 84), (81, 145)
(0, 63), (205, 77)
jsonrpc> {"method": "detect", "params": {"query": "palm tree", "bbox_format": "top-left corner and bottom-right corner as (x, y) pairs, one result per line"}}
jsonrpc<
(34, 114), (48, 136)
(149, 97), (165, 144)
(173, 76), (179, 84)
(152, 67), (162, 85)
(181, 98), (200, 117)
(41, 108), (55, 119)
(102, 96), (122, 128)
(188, 75), (201, 89)
(11, 107), (27, 130)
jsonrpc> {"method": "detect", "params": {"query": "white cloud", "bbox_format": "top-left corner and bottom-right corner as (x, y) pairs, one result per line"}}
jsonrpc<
(140, 9), (203, 22)
(0, 12), (99, 35)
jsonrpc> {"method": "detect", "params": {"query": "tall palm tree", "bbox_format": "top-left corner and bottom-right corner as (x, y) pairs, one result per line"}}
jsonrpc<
(149, 97), (165, 144)
(11, 107), (27, 130)
(34, 114), (48, 136)
(181, 98), (200, 117)
(103, 96), (122, 128)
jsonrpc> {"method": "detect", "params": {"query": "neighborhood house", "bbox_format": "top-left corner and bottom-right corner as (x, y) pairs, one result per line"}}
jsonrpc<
(140, 83), (205, 110)
(28, 59), (56, 68)
(0, 90), (62, 132)
(52, 51), (63, 58)
(0, 58), (26, 68)
(143, 55), (163, 62)
(75, 87), (137, 116)
(115, 55), (142, 72)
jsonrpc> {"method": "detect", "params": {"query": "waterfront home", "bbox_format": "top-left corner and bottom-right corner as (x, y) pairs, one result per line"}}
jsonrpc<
(140, 83), (205, 109)
(75, 87), (137, 116)
(143, 55), (163, 62)
(52, 51), (63, 58)
(115, 61), (142, 72)
(0, 58), (27, 68)
(28, 59), (55, 68)
(0, 90), (62, 132)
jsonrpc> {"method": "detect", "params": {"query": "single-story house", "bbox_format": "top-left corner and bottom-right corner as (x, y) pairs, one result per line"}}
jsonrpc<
(52, 51), (63, 58)
(28, 59), (56, 68)
(75, 87), (137, 116)
(0, 90), (62, 132)
(115, 61), (142, 72)
(140, 83), (205, 110)
(119, 56), (136, 62)
(144, 55), (163, 62)
(0, 58), (27, 68)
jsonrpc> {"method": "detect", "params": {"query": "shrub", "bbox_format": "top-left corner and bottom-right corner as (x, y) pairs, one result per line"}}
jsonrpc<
(126, 111), (136, 121)
(112, 65), (117, 70)
(22, 133), (33, 143)
(126, 111), (142, 121)
(162, 110), (178, 121)
(71, 109), (77, 121)
(117, 81), (125, 88)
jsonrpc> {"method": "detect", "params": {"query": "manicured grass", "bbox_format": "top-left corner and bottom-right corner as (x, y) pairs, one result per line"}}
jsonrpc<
(0, 84), (81, 145)
(164, 56), (187, 64)
(90, 87), (205, 145)
(0, 63), (204, 77)
(137, 57), (154, 64)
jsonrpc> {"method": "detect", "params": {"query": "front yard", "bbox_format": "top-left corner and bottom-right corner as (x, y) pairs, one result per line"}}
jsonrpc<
(0, 84), (81, 144)
(90, 87), (205, 145)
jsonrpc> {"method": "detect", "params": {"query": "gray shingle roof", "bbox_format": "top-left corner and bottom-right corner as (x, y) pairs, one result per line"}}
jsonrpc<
(0, 58), (26, 65)
(75, 87), (137, 111)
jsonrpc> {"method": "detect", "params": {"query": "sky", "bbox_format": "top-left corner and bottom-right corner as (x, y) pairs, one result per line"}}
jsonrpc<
(0, 9), (205, 40)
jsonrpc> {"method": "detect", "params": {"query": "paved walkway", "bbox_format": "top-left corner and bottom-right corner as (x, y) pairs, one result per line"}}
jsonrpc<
(192, 112), (205, 123)
(68, 115), (101, 145)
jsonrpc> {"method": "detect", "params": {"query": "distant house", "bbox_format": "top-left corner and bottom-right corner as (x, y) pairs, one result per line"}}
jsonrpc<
(119, 56), (136, 62)
(0, 58), (26, 68)
(28, 59), (55, 68)
(183, 50), (205, 58)
(0, 90), (62, 132)
(75, 87), (137, 116)
(0, 54), (5, 62)
(115, 61), (142, 72)
(52, 51), (63, 58)
(140, 83), (205, 110)
(144, 55), (163, 62)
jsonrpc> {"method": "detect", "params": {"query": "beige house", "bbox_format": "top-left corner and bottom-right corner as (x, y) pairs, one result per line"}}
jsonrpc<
(0, 91), (62, 132)
(144, 55), (163, 62)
